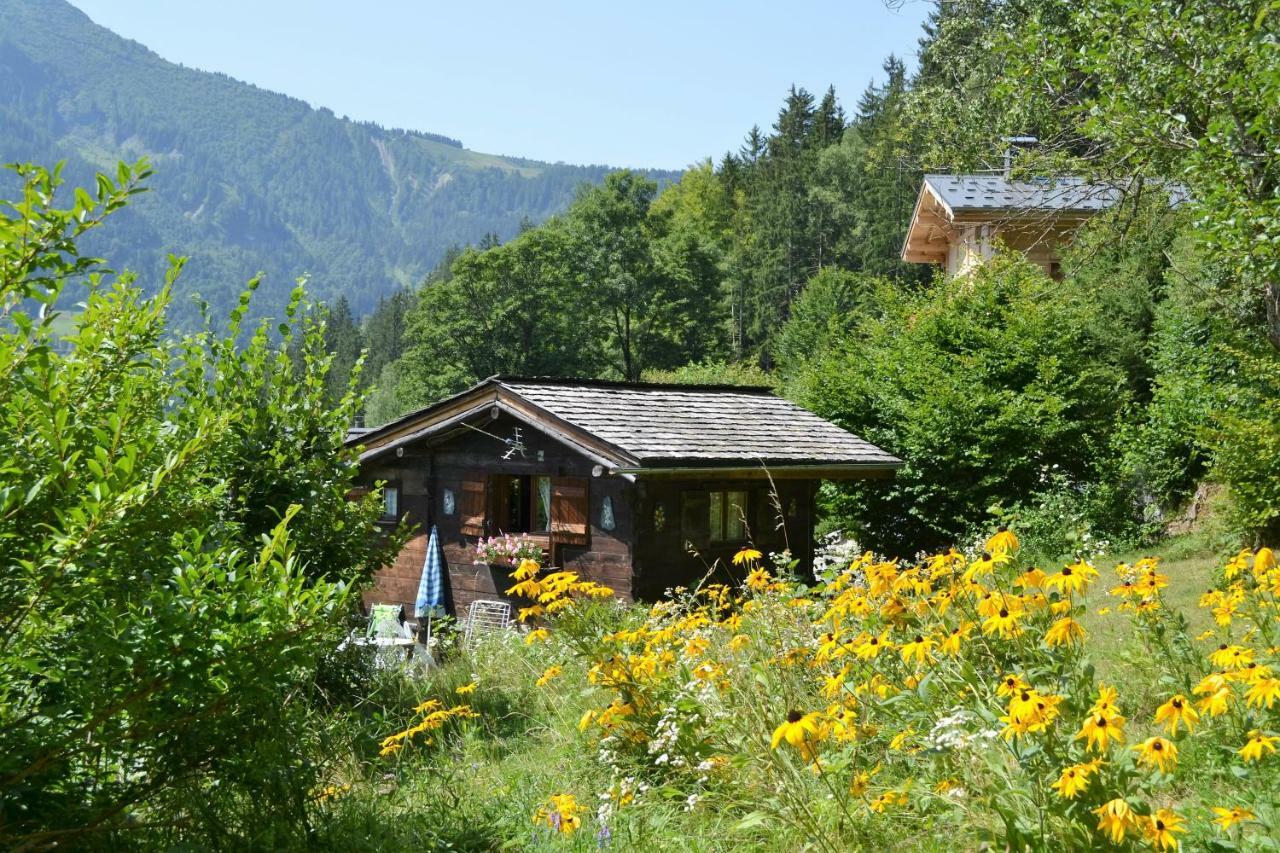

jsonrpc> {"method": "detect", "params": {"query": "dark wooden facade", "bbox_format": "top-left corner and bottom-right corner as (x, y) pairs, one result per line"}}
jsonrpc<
(349, 377), (901, 619)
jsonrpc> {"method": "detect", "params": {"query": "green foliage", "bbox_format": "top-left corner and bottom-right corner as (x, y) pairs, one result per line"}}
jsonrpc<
(797, 253), (1130, 552)
(0, 162), (398, 846)
(1213, 349), (1280, 542)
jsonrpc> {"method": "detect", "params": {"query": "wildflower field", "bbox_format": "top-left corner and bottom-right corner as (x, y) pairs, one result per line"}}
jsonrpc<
(336, 534), (1280, 851)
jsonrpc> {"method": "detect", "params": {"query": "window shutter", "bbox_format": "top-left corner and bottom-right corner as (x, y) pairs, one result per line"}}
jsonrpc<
(550, 478), (589, 546)
(460, 476), (488, 537)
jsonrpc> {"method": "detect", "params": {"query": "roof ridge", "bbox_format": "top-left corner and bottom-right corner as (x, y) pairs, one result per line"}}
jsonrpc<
(494, 374), (777, 395)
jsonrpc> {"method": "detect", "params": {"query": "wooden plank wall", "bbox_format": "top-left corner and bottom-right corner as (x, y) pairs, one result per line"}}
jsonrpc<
(358, 412), (635, 620)
(630, 478), (816, 600)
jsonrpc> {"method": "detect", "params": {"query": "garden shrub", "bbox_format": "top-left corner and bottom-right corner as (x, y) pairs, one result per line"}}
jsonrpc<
(0, 162), (398, 847)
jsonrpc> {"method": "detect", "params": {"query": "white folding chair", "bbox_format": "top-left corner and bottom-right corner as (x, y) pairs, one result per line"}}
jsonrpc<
(463, 599), (512, 649)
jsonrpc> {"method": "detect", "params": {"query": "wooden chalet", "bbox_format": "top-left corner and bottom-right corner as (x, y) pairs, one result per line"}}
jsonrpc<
(348, 376), (901, 617)
(900, 172), (1125, 279)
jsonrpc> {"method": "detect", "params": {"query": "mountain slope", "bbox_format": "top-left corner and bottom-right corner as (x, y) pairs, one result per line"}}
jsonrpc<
(0, 0), (679, 323)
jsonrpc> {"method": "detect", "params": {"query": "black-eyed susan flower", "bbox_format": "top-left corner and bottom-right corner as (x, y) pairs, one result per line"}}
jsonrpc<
(1050, 758), (1103, 799)
(1092, 798), (1138, 844)
(899, 634), (935, 665)
(455, 681), (478, 696)
(1244, 676), (1280, 709)
(1153, 694), (1199, 735)
(939, 621), (974, 656)
(1143, 808), (1185, 851)
(963, 551), (1007, 583)
(1044, 560), (1098, 596)
(1239, 730), (1278, 763)
(745, 567), (772, 592)
(1044, 616), (1085, 647)
(848, 765), (878, 796)
(986, 526), (1020, 555)
(771, 709), (823, 760)
(1076, 711), (1125, 753)
(524, 628), (549, 645)
(1212, 806), (1255, 831)
(982, 606), (1022, 639)
(852, 629), (893, 660)
(732, 546), (763, 566)
(535, 665), (563, 687)
(533, 793), (582, 834)
(1133, 736), (1178, 773)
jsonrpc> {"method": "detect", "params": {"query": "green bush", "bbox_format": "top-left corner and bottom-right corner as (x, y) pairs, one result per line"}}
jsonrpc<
(795, 253), (1131, 552)
(0, 162), (399, 847)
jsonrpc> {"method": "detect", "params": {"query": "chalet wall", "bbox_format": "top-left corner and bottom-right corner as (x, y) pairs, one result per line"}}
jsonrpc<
(630, 477), (816, 600)
(357, 412), (635, 620)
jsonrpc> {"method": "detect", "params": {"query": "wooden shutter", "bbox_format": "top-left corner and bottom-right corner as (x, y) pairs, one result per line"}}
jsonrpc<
(550, 477), (590, 546)
(460, 476), (488, 537)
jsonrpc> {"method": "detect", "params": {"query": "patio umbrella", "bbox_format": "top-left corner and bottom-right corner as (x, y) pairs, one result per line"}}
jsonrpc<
(415, 525), (447, 642)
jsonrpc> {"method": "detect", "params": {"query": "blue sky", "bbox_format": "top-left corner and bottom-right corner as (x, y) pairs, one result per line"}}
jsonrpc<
(69, 0), (930, 171)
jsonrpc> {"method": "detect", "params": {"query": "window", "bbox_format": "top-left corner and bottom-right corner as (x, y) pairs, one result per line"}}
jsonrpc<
(494, 474), (552, 534)
(653, 502), (667, 533)
(381, 484), (400, 521)
(441, 487), (455, 516)
(600, 496), (615, 531)
(709, 489), (748, 542)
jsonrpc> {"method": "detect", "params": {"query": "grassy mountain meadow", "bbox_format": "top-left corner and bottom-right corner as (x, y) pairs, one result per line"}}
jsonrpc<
(0, 0), (677, 324)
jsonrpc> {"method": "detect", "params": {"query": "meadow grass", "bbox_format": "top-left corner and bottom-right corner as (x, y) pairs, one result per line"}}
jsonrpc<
(320, 536), (1280, 851)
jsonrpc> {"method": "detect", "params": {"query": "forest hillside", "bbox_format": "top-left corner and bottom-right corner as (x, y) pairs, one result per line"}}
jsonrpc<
(0, 0), (678, 325)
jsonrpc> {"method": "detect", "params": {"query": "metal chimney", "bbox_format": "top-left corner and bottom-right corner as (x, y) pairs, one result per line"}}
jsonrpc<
(1003, 136), (1039, 175)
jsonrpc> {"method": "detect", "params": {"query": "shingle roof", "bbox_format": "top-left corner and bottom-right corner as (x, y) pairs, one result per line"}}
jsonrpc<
(495, 377), (900, 469)
(351, 376), (901, 472)
(923, 173), (1123, 215)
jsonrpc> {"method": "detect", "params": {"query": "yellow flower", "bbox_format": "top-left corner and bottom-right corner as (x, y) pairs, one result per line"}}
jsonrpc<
(1044, 560), (1098, 596)
(1076, 711), (1125, 753)
(1245, 677), (1280, 709)
(771, 709), (823, 760)
(535, 665), (563, 687)
(1209, 643), (1252, 669)
(986, 526), (1020, 555)
(1211, 806), (1255, 831)
(1239, 730), (1278, 763)
(1044, 616), (1085, 647)
(981, 606), (1022, 639)
(1254, 547), (1276, 575)
(939, 622), (974, 656)
(1133, 736), (1178, 773)
(733, 547), (763, 566)
(852, 629), (893, 660)
(848, 766), (878, 797)
(455, 681), (478, 696)
(868, 789), (908, 813)
(533, 793), (582, 834)
(517, 604), (545, 622)
(1050, 759), (1102, 799)
(899, 634), (935, 665)
(963, 551), (1008, 582)
(728, 633), (750, 651)
(524, 628), (549, 644)
(1143, 808), (1186, 851)
(1153, 694), (1198, 735)
(1092, 798), (1138, 844)
(1015, 567), (1047, 589)
(888, 728), (915, 751)
(745, 567), (772, 591)
(997, 673), (1030, 697)
(513, 558), (540, 580)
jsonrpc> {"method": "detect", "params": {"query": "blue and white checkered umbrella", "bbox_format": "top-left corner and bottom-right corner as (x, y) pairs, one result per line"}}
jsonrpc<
(415, 525), (446, 622)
